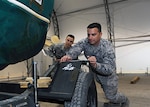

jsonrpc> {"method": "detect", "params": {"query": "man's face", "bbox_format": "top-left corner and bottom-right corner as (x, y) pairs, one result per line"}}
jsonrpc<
(65, 36), (74, 48)
(87, 28), (102, 46)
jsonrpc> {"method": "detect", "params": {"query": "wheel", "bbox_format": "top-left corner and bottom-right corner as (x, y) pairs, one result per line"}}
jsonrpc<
(64, 71), (98, 107)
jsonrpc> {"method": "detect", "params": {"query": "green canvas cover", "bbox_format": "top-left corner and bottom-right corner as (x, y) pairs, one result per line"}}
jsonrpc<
(0, 0), (54, 70)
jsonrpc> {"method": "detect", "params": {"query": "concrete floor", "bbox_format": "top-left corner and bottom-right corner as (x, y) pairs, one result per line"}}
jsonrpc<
(39, 74), (150, 107)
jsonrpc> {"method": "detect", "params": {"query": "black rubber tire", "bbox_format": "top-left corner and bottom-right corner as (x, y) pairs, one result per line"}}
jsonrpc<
(64, 71), (97, 107)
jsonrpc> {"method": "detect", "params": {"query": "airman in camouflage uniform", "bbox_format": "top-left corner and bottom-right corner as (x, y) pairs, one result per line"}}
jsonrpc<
(46, 34), (75, 59)
(44, 34), (75, 78)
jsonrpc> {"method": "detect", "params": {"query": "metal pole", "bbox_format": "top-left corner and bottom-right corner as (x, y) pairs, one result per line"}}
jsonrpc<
(33, 61), (40, 107)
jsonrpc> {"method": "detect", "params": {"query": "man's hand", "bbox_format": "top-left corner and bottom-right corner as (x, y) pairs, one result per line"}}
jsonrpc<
(87, 56), (97, 68)
(60, 55), (72, 62)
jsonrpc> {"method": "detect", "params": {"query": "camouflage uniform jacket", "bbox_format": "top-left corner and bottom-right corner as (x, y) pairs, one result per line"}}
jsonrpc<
(47, 43), (71, 59)
(67, 38), (117, 85)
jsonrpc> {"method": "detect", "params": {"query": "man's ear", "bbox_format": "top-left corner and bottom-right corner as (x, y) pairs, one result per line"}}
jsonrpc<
(100, 32), (102, 37)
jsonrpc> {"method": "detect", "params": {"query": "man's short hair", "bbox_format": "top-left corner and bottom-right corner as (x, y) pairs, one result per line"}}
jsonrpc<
(87, 23), (101, 32)
(67, 34), (75, 39)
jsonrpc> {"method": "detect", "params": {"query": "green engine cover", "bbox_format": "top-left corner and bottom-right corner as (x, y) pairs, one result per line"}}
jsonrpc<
(0, 0), (54, 70)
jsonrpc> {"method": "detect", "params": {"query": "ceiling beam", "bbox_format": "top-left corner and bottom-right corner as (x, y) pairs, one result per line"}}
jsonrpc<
(57, 0), (128, 16)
